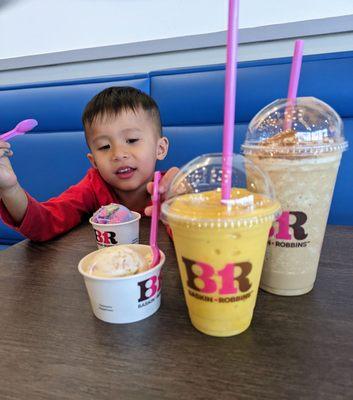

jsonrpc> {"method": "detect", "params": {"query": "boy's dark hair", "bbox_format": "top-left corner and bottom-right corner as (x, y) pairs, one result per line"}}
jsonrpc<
(82, 86), (162, 140)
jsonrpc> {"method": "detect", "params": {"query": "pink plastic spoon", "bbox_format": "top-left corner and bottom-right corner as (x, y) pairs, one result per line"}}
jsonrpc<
(0, 119), (38, 142)
(150, 171), (161, 267)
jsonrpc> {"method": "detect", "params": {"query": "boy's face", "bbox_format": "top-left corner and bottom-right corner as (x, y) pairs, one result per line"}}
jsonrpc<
(86, 108), (168, 193)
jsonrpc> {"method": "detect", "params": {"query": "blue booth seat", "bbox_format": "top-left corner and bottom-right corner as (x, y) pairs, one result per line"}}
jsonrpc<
(0, 75), (150, 132)
(151, 51), (353, 226)
(0, 74), (150, 246)
(0, 51), (352, 248)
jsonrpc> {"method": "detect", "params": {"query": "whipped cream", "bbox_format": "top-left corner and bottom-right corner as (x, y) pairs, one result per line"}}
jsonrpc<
(261, 129), (334, 147)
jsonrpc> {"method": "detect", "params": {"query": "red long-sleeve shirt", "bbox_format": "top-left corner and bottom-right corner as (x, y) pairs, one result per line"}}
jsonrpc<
(0, 168), (154, 242)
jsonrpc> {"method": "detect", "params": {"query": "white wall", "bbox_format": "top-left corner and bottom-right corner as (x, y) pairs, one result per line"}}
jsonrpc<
(1, 0), (353, 59)
(1, 0), (353, 85)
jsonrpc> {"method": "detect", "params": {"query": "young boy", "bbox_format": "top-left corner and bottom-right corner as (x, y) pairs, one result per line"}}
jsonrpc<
(0, 86), (179, 241)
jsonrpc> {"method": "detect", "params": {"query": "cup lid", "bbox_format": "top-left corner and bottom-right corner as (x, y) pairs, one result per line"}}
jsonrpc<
(242, 97), (348, 156)
(161, 153), (281, 228)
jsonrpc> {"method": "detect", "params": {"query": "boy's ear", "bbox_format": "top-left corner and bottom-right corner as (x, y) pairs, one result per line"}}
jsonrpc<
(87, 153), (97, 169)
(156, 136), (169, 161)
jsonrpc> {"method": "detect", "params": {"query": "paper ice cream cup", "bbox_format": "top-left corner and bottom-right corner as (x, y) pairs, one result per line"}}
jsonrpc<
(89, 211), (141, 249)
(78, 244), (165, 324)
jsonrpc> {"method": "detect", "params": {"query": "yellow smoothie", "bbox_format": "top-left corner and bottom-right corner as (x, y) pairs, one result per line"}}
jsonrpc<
(166, 188), (280, 336)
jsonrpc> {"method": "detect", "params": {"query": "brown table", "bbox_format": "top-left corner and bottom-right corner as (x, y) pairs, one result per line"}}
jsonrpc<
(0, 219), (352, 400)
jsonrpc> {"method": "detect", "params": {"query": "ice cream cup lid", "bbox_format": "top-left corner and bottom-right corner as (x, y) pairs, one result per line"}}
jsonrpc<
(242, 97), (348, 156)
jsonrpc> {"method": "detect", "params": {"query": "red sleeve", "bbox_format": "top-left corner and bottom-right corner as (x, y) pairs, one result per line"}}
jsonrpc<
(0, 172), (98, 242)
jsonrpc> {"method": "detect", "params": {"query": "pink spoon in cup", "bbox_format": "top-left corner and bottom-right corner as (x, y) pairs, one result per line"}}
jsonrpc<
(150, 171), (161, 267)
(0, 119), (38, 142)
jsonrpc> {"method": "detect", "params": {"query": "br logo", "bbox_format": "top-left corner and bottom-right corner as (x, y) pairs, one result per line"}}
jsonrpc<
(94, 229), (118, 246)
(182, 257), (252, 295)
(138, 272), (162, 302)
(270, 211), (308, 241)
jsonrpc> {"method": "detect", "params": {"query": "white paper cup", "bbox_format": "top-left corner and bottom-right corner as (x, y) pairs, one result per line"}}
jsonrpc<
(78, 244), (165, 324)
(89, 211), (141, 249)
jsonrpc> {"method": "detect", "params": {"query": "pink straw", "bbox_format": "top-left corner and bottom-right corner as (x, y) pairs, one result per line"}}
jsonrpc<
(150, 171), (161, 267)
(284, 39), (304, 130)
(221, 0), (240, 201)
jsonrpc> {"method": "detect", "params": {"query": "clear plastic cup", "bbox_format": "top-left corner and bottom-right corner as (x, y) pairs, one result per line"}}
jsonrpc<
(161, 153), (280, 337)
(242, 97), (348, 296)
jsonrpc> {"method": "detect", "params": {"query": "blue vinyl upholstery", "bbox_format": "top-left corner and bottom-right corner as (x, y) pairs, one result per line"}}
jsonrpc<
(0, 75), (150, 132)
(0, 75), (149, 246)
(152, 52), (353, 226)
(0, 51), (352, 248)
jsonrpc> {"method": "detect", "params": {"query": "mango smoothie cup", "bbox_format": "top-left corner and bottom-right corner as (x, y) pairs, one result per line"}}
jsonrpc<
(161, 153), (280, 337)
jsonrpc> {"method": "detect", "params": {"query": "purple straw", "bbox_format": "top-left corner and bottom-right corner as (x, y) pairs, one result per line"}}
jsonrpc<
(221, 0), (240, 201)
(150, 171), (161, 268)
(287, 40), (304, 100)
(285, 40), (304, 131)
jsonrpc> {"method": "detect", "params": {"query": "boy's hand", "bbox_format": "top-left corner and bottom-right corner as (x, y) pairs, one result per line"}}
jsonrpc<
(145, 167), (179, 216)
(0, 140), (17, 193)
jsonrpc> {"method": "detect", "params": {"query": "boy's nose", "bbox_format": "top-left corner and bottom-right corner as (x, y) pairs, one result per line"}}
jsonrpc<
(112, 146), (129, 161)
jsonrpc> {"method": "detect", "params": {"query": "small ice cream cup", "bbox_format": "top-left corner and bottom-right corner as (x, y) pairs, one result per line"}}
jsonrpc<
(78, 244), (165, 324)
(90, 211), (141, 249)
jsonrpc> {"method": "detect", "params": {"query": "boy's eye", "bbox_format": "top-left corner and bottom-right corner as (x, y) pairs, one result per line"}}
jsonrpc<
(127, 138), (139, 144)
(98, 144), (110, 150)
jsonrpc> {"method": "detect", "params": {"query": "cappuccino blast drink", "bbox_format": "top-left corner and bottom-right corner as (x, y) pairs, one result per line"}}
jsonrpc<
(242, 97), (348, 296)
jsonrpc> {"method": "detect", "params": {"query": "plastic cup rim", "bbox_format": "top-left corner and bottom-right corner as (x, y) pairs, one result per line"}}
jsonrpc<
(241, 141), (348, 155)
(162, 211), (281, 227)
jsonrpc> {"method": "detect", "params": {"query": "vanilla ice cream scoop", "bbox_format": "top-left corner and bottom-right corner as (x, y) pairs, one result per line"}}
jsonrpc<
(87, 245), (148, 278)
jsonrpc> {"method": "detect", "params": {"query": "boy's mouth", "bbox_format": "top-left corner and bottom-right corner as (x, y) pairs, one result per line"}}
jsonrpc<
(115, 166), (137, 179)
